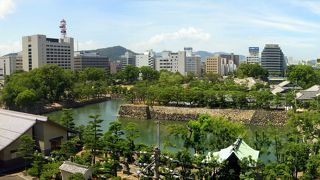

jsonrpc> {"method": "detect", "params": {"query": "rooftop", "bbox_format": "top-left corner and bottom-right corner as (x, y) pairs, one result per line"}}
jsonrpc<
(59, 161), (90, 174)
(0, 109), (47, 151)
(204, 138), (259, 165)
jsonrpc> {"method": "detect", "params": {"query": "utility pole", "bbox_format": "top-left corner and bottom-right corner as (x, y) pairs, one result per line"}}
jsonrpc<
(154, 121), (160, 179)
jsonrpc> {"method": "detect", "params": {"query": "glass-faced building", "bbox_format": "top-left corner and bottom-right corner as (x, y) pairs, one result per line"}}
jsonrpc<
(261, 44), (286, 77)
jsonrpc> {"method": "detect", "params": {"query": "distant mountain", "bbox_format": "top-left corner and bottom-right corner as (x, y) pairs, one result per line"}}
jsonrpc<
(89, 46), (136, 61)
(2, 53), (18, 57)
(194, 51), (245, 62)
(194, 51), (214, 61)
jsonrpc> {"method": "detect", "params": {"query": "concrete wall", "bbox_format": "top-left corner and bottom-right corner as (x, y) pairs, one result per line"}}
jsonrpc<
(43, 121), (67, 154)
(119, 104), (288, 126)
(34, 121), (67, 154)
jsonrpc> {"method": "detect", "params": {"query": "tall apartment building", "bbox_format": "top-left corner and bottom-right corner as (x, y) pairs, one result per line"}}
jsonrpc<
(184, 47), (201, 76)
(155, 51), (186, 75)
(220, 53), (240, 66)
(261, 44), (286, 77)
(135, 50), (156, 69)
(22, 34), (74, 71)
(246, 47), (260, 64)
(74, 51), (109, 71)
(121, 51), (135, 70)
(205, 55), (237, 75)
(0, 52), (23, 79)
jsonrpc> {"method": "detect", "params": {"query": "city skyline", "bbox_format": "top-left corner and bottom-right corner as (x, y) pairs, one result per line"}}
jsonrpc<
(0, 0), (319, 60)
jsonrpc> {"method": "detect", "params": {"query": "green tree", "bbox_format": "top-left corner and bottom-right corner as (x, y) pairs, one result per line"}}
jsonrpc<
(124, 122), (140, 163)
(34, 64), (73, 101)
(205, 72), (222, 83)
(286, 65), (319, 89)
(79, 67), (106, 82)
(235, 63), (269, 80)
(17, 135), (35, 172)
(140, 66), (159, 81)
(84, 114), (104, 165)
(120, 65), (140, 83)
(103, 121), (126, 177)
(27, 151), (45, 178)
(61, 108), (76, 139)
(15, 89), (37, 111)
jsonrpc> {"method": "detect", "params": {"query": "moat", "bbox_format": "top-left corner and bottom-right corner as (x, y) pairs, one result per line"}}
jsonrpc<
(45, 99), (185, 149)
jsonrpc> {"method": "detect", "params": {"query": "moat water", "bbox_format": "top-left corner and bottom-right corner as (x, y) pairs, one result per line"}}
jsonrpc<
(46, 99), (184, 150)
(46, 99), (279, 161)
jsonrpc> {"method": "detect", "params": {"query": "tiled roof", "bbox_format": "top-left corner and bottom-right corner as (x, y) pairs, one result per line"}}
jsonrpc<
(0, 109), (48, 151)
(59, 161), (90, 174)
(296, 85), (320, 100)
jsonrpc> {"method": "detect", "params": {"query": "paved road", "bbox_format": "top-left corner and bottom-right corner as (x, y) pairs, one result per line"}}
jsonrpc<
(0, 175), (25, 180)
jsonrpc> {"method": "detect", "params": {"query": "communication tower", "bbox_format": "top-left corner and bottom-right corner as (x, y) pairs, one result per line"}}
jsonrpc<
(59, 19), (67, 38)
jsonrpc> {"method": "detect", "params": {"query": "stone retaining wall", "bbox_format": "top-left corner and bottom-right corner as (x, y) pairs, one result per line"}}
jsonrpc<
(119, 104), (288, 126)
(118, 104), (151, 119)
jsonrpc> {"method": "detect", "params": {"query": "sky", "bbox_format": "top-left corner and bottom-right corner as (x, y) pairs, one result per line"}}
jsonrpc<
(0, 0), (319, 60)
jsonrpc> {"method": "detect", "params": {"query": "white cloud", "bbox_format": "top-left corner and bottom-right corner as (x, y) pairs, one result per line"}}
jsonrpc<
(0, 40), (21, 55)
(291, 0), (320, 15)
(249, 15), (320, 32)
(77, 40), (105, 51)
(132, 27), (211, 52)
(0, 0), (15, 19)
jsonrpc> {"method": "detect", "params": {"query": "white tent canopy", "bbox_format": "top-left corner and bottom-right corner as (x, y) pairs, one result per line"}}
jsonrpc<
(204, 138), (259, 165)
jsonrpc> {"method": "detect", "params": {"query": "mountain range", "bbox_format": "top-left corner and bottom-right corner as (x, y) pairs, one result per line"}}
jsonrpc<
(88, 46), (246, 62)
(3, 46), (246, 62)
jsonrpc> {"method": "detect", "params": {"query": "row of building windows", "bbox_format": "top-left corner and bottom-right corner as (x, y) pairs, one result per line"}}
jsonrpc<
(46, 45), (70, 48)
(46, 49), (71, 52)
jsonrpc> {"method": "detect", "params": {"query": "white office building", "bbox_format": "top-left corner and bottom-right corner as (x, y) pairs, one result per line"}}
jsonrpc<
(135, 50), (156, 69)
(155, 51), (186, 75)
(121, 51), (135, 70)
(0, 52), (23, 79)
(22, 34), (74, 71)
(246, 47), (260, 64)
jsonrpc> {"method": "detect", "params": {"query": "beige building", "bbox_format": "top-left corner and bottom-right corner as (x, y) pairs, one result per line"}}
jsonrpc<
(206, 55), (237, 76)
(0, 52), (23, 79)
(0, 109), (68, 173)
(22, 34), (74, 71)
(206, 56), (222, 74)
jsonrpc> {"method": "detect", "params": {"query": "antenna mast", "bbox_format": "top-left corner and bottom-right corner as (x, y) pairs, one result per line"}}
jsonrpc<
(59, 19), (67, 38)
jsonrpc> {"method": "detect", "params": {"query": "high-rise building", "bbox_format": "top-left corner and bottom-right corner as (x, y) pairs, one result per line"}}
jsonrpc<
(184, 47), (193, 57)
(22, 34), (74, 71)
(184, 47), (201, 76)
(186, 56), (201, 76)
(135, 50), (156, 69)
(220, 53), (240, 66)
(121, 51), (135, 70)
(22, 20), (74, 71)
(246, 47), (260, 64)
(0, 52), (23, 79)
(74, 51), (109, 71)
(155, 51), (186, 75)
(206, 56), (222, 75)
(110, 60), (122, 74)
(261, 44), (286, 77)
(206, 55), (237, 76)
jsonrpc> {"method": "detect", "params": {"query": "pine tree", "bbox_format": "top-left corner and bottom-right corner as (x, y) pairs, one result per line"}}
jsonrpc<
(84, 114), (103, 165)
(17, 135), (35, 173)
(61, 108), (76, 139)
